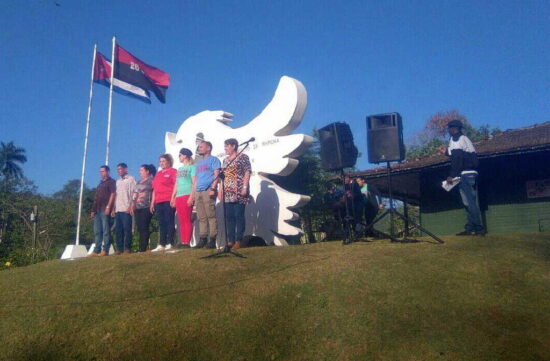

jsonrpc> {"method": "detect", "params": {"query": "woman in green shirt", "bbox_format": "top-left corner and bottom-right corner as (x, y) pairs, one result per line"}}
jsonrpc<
(171, 148), (197, 248)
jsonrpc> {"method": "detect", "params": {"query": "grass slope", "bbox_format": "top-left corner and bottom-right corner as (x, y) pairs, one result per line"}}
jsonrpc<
(1, 234), (549, 361)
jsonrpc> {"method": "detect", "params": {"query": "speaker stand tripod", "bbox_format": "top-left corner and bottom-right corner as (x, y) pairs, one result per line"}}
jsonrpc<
(337, 170), (358, 245)
(345, 162), (444, 244)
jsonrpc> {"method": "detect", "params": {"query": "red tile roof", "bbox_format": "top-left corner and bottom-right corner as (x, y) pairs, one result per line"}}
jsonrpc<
(356, 122), (550, 177)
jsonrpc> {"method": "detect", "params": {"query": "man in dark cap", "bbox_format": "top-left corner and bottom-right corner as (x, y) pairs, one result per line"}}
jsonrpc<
(443, 119), (485, 236)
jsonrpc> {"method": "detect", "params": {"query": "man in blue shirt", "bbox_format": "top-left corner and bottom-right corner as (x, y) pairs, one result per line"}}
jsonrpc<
(194, 141), (221, 248)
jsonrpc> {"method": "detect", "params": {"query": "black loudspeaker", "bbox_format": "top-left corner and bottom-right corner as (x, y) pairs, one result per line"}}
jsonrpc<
(318, 122), (358, 171)
(366, 112), (405, 163)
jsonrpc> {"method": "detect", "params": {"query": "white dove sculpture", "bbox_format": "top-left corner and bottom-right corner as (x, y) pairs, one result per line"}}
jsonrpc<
(164, 76), (313, 246)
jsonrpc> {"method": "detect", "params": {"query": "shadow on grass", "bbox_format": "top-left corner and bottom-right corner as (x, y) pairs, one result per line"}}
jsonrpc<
(10, 342), (95, 361)
(1, 255), (331, 309)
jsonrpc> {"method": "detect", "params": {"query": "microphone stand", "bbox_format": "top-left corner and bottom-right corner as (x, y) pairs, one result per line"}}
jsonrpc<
(202, 141), (253, 259)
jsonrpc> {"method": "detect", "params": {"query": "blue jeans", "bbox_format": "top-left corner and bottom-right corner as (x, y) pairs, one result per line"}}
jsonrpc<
(115, 212), (133, 251)
(93, 211), (113, 253)
(225, 202), (246, 243)
(155, 202), (175, 246)
(459, 173), (484, 232)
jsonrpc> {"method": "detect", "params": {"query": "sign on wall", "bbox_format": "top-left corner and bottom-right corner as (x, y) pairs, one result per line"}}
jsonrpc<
(526, 179), (550, 199)
(164, 76), (312, 246)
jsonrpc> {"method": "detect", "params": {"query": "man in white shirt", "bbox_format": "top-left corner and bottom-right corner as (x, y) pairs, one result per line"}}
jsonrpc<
(443, 120), (485, 236)
(114, 163), (136, 253)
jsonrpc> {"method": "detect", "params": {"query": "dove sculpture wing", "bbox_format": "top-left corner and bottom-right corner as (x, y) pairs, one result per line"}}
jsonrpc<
(165, 76), (312, 246)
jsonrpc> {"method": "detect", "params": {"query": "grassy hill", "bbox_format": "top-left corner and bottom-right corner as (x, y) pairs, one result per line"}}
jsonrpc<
(1, 233), (549, 361)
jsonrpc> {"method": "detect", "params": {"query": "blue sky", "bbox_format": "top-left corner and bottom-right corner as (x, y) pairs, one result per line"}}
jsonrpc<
(1, 0), (549, 194)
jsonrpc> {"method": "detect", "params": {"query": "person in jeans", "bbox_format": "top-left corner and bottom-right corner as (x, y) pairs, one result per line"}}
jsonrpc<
(171, 148), (196, 249)
(130, 164), (156, 252)
(219, 138), (251, 250)
(89, 165), (116, 256)
(443, 119), (485, 236)
(114, 163), (136, 254)
(151, 154), (177, 251)
(194, 141), (221, 249)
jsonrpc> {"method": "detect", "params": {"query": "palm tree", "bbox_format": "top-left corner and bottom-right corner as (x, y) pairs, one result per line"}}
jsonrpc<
(0, 141), (27, 244)
(0, 141), (27, 181)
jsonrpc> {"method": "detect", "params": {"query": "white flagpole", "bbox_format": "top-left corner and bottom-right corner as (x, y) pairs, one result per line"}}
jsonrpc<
(75, 44), (97, 246)
(105, 36), (116, 165)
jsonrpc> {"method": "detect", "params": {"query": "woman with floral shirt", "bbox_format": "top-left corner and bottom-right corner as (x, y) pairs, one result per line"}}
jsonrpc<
(219, 138), (251, 250)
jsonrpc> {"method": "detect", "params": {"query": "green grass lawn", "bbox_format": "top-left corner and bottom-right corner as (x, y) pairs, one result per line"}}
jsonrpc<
(1, 233), (549, 361)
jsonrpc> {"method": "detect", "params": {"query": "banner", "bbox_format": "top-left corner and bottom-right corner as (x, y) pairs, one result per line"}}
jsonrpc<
(114, 45), (170, 103)
(93, 51), (151, 103)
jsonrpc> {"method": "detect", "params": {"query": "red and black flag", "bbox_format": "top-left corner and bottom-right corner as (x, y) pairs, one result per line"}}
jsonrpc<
(94, 51), (152, 103)
(113, 45), (170, 103)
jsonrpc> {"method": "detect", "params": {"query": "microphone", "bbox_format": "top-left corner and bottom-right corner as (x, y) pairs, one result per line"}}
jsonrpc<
(239, 137), (256, 146)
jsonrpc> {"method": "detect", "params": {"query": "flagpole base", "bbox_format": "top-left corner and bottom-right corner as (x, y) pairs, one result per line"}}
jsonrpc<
(60, 245), (88, 260)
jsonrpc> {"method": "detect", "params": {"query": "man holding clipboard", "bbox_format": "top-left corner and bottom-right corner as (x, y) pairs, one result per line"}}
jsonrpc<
(439, 120), (485, 236)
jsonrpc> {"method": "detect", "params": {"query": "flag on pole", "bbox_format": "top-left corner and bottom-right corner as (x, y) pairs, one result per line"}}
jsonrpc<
(114, 45), (170, 103)
(93, 51), (151, 103)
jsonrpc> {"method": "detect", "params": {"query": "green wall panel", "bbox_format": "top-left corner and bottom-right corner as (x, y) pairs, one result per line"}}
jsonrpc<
(485, 202), (550, 233)
(418, 151), (550, 235)
(421, 201), (550, 235)
(420, 208), (467, 235)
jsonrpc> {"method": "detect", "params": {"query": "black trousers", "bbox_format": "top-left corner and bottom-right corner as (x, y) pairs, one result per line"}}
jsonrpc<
(344, 199), (364, 229)
(364, 204), (379, 235)
(134, 207), (153, 252)
(155, 201), (175, 246)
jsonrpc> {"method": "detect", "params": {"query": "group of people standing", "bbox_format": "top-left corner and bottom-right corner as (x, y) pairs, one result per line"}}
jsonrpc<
(89, 138), (251, 256)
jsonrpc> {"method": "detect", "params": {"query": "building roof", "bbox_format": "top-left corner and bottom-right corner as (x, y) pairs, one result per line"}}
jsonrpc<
(357, 122), (550, 177)
(353, 122), (550, 203)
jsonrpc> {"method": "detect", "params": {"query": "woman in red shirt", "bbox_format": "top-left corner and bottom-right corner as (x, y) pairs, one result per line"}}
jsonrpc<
(151, 154), (177, 251)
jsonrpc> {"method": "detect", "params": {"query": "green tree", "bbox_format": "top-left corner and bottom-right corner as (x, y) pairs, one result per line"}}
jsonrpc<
(269, 130), (334, 243)
(407, 110), (501, 159)
(52, 179), (96, 246)
(52, 179), (82, 200)
(0, 178), (97, 267)
(0, 141), (27, 182)
(53, 179), (94, 203)
(0, 144), (99, 267)
(0, 177), (38, 262)
(0, 141), (28, 246)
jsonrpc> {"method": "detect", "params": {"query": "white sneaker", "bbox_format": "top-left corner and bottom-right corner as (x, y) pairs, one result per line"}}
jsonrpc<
(151, 245), (165, 252)
(164, 244), (172, 251)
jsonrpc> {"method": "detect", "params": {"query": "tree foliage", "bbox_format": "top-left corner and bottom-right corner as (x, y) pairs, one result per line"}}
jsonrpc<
(0, 141), (27, 182)
(268, 129), (335, 243)
(0, 141), (95, 268)
(0, 141), (29, 254)
(406, 110), (501, 159)
(1, 178), (95, 268)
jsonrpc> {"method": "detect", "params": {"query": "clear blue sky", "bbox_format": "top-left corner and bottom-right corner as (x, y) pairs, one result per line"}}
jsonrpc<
(1, 0), (549, 194)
